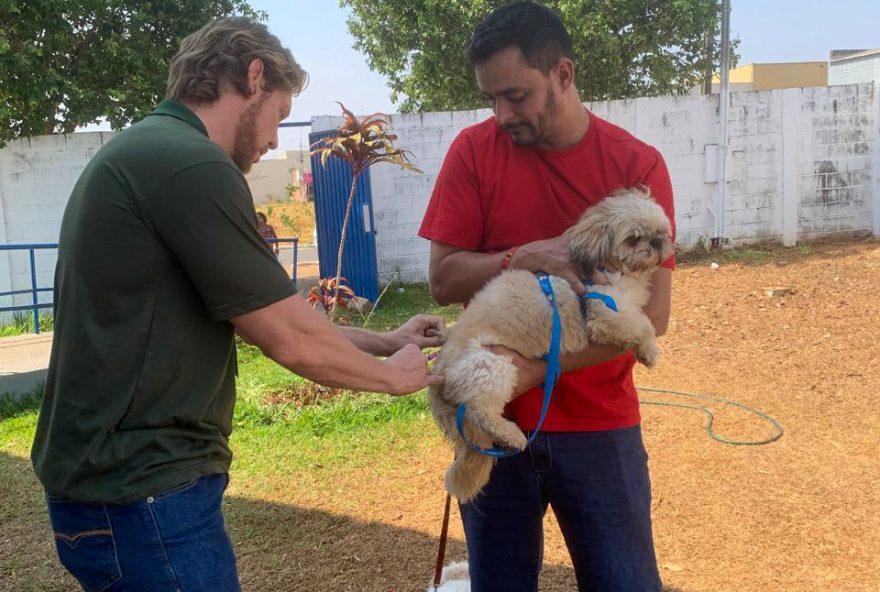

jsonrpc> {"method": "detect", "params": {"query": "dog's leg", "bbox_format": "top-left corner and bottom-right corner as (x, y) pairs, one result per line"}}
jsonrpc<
(442, 347), (527, 450)
(463, 404), (527, 451)
(586, 289), (660, 367)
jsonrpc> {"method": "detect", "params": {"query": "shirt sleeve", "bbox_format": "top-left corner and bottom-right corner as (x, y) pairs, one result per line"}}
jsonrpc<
(140, 161), (296, 320)
(418, 133), (485, 250)
(636, 149), (677, 270)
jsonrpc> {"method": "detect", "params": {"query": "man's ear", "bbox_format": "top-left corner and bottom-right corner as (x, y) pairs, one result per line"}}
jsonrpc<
(247, 59), (265, 95)
(555, 58), (575, 90)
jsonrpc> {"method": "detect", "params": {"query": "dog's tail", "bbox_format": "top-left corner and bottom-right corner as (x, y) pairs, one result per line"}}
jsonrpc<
(446, 434), (495, 504)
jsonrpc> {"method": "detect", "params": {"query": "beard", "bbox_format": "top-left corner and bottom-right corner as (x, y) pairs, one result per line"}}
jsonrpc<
(503, 83), (557, 146)
(231, 95), (267, 173)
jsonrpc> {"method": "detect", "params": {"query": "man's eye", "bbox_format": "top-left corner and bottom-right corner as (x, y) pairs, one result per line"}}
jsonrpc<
(509, 94), (526, 103)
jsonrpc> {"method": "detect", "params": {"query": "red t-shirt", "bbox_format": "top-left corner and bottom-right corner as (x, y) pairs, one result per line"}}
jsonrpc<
(419, 111), (676, 432)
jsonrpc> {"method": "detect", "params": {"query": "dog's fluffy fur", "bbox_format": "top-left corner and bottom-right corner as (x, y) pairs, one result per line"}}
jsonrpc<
(429, 189), (674, 503)
(427, 561), (470, 591)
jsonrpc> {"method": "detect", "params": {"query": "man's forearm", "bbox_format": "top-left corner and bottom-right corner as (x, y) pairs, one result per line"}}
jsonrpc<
(429, 249), (508, 305)
(340, 326), (397, 357)
(232, 296), (397, 392)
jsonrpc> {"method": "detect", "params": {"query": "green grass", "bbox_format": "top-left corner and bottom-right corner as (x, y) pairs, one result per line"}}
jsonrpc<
(0, 312), (54, 337)
(717, 243), (813, 265)
(677, 241), (814, 266)
(0, 284), (457, 473)
(344, 281), (462, 330)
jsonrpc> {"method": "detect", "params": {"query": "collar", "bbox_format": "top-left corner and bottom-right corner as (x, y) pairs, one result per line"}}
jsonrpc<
(148, 99), (209, 137)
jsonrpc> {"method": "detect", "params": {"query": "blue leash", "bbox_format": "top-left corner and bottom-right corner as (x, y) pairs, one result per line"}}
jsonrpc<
(455, 273), (562, 457)
(456, 273), (620, 457)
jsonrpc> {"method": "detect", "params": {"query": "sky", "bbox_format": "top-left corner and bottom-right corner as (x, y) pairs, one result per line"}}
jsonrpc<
(84, 0), (880, 152)
(254, 0), (880, 154)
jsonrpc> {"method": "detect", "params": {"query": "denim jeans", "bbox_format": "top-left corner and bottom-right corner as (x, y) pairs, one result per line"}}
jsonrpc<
(460, 426), (661, 592)
(46, 473), (239, 592)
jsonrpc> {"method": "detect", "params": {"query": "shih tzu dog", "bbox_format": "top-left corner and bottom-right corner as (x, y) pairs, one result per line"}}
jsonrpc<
(428, 188), (674, 503)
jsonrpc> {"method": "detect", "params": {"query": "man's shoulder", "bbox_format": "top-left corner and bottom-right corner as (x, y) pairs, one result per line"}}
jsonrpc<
(100, 117), (243, 192)
(589, 112), (661, 162)
(453, 116), (501, 146)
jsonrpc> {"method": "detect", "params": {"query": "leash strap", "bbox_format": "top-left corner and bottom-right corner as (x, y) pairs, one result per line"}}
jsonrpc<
(582, 290), (619, 312)
(432, 494), (452, 589)
(455, 272), (562, 458)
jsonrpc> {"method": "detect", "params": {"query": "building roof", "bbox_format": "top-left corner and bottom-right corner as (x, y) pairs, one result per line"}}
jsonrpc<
(830, 49), (880, 63)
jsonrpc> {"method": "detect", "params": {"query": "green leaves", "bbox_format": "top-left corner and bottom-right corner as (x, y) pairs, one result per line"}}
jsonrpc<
(341, 0), (736, 113)
(0, 0), (262, 147)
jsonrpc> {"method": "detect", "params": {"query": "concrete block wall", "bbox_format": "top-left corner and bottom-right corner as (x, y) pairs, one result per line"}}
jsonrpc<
(364, 83), (879, 282)
(0, 133), (111, 312)
(829, 56), (880, 86)
(798, 83), (876, 240)
(2, 84), (877, 298)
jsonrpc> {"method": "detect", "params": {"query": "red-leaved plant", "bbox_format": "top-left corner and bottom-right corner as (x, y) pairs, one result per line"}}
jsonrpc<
(311, 103), (421, 318)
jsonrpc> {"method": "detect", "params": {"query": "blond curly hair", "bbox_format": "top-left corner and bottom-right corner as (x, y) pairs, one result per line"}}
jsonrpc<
(167, 16), (308, 104)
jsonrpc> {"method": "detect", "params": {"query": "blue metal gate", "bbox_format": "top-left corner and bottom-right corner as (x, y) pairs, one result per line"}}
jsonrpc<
(308, 130), (379, 302)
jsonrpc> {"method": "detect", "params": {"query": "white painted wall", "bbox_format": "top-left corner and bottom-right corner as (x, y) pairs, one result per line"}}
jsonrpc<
(358, 83), (879, 282)
(0, 133), (111, 314)
(2, 83), (878, 298)
(829, 54), (880, 86)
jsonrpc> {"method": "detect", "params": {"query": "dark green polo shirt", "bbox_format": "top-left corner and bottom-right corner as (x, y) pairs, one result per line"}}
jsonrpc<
(31, 100), (296, 503)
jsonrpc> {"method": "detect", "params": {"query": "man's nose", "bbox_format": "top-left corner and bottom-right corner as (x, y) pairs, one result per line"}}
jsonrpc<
(494, 98), (515, 125)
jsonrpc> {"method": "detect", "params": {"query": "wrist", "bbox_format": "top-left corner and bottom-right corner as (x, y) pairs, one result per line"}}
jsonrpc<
(501, 245), (520, 271)
(381, 330), (403, 357)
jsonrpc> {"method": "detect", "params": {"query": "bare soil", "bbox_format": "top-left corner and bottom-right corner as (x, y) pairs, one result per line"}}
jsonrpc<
(232, 239), (880, 592)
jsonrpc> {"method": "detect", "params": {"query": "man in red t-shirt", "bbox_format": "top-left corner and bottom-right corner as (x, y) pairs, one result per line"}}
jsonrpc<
(419, 3), (674, 591)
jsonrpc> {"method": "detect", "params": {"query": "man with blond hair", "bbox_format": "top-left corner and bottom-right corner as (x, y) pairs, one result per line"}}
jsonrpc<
(32, 17), (444, 591)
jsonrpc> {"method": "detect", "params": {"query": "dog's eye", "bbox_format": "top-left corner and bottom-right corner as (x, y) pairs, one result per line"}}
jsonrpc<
(625, 236), (641, 246)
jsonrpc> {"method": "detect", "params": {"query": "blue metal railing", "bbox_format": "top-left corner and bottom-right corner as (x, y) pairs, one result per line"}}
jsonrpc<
(1, 238), (299, 335)
(0, 243), (57, 334)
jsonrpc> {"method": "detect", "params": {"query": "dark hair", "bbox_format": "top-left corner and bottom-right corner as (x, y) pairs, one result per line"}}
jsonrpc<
(469, 1), (574, 73)
(167, 17), (308, 103)
(256, 212), (268, 222)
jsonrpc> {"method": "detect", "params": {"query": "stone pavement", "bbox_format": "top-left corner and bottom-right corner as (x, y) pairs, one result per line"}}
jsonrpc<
(0, 332), (52, 398)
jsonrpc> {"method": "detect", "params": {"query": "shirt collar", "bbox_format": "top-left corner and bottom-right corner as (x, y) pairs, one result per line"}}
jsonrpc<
(148, 99), (209, 137)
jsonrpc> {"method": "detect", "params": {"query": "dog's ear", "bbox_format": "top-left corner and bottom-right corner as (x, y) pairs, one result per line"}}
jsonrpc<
(566, 209), (613, 277)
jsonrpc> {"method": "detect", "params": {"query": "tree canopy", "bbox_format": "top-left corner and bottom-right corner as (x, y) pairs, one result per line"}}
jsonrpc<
(342, 0), (735, 113)
(0, 0), (262, 146)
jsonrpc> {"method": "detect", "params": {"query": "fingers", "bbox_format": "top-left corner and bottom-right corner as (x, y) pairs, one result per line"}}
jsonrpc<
(562, 271), (588, 296)
(589, 269), (610, 286)
(426, 373), (445, 386)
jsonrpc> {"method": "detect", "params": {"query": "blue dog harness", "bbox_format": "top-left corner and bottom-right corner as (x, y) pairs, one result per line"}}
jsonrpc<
(456, 273), (618, 458)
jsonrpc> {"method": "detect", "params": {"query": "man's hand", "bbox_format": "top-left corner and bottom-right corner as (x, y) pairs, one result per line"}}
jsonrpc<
(512, 236), (579, 288)
(483, 344), (546, 397)
(388, 314), (447, 352)
(512, 236), (609, 294)
(382, 343), (444, 395)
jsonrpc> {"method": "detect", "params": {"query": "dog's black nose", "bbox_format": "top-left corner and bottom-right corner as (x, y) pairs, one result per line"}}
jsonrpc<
(650, 238), (662, 250)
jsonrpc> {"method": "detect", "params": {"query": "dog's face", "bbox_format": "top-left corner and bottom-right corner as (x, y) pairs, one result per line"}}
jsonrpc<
(566, 188), (674, 276)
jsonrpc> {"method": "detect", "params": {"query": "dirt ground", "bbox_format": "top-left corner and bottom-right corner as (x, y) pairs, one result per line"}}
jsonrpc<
(229, 239), (880, 592)
(3, 240), (878, 592)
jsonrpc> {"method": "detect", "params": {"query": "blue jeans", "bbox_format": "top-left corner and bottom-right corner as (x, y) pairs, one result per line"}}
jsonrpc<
(460, 426), (661, 592)
(45, 473), (239, 592)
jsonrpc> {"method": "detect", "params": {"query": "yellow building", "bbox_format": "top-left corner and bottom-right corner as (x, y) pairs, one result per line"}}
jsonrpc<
(710, 62), (828, 92)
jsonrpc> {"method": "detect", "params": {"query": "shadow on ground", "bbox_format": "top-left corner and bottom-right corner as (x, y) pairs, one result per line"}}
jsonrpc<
(0, 450), (688, 592)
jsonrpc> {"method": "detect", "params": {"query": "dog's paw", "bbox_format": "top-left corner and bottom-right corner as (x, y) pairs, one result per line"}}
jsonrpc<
(634, 341), (661, 367)
(496, 425), (528, 451)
